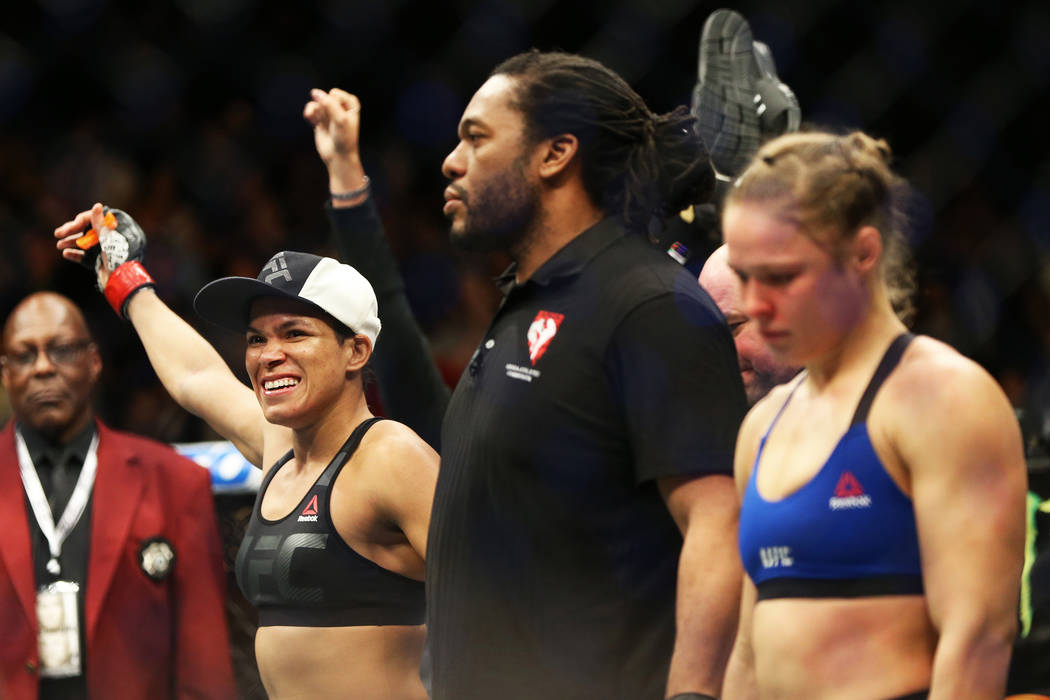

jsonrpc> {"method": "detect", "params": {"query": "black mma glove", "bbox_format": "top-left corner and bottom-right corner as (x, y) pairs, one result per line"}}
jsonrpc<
(74, 207), (154, 318)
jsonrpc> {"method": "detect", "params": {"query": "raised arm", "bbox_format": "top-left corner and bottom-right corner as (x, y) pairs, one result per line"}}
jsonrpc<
(123, 289), (272, 466)
(55, 204), (282, 467)
(891, 343), (1027, 699)
(305, 88), (450, 448)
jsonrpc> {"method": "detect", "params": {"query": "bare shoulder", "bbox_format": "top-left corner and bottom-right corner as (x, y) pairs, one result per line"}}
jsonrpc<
(350, 419), (438, 537)
(882, 335), (1014, 421)
(880, 335), (1023, 471)
(354, 419), (440, 478)
(329, 419), (438, 513)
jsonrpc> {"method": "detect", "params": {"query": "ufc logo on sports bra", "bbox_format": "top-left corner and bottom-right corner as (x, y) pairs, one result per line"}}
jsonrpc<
(241, 533), (327, 602)
(759, 546), (794, 569)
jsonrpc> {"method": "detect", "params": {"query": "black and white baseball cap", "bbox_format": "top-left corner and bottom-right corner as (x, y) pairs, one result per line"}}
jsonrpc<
(193, 251), (381, 344)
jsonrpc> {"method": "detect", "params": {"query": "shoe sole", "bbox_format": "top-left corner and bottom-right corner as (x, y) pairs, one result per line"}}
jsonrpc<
(693, 8), (760, 178)
(693, 10), (801, 178)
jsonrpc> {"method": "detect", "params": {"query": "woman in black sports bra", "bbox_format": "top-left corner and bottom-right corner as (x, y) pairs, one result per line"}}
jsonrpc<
(719, 131), (1027, 699)
(56, 206), (438, 699)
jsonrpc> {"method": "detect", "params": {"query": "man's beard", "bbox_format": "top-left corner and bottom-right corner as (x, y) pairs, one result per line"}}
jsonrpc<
(448, 154), (539, 255)
(745, 363), (801, 406)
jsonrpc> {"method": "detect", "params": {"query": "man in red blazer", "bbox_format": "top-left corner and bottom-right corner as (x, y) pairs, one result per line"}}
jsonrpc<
(0, 292), (235, 700)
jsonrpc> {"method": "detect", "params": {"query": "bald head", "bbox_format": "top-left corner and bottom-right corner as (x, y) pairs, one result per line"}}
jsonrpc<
(2, 293), (92, 351)
(699, 245), (799, 405)
(698, 246), (736, 322)
(1, 293), (101, 441)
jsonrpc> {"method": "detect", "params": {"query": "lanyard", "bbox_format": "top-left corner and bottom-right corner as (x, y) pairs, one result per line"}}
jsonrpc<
(15, 430), (99, 576)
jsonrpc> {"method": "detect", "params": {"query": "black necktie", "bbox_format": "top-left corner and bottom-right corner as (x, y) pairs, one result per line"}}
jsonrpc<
(47, 456), (72, 516)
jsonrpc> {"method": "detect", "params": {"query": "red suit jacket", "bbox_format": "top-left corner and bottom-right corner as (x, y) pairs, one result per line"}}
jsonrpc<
(0, 419), (235, 699)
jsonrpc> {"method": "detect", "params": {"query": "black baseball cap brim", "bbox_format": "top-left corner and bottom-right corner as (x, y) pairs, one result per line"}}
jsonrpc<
(193, 276), (330, 334)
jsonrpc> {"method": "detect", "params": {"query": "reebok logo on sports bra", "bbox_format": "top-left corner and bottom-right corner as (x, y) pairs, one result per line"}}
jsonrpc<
(828, 471), (872, 510)
(298, 494), (319, 522)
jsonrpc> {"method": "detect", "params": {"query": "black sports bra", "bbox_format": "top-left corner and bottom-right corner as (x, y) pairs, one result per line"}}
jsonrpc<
(235, 417), (425, 627)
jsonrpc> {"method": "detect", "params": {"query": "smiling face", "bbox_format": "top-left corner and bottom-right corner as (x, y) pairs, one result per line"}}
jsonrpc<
(441, 74), (541, 253)
(244, 297), (360, 430)
(1, 294), (101, 442)
(699, 245), (800, 404)
(722, 200), (868, 368)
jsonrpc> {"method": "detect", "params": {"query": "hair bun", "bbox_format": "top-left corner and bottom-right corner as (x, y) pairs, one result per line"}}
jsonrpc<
(847, 131), (892, 164)
(646, 105), (715, 213)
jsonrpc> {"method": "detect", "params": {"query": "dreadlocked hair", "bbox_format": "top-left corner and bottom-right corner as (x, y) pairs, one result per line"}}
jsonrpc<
(492, 50), (715, 236)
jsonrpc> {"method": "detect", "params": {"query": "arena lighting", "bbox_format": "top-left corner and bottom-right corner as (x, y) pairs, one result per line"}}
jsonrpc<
(174, 441), (261, 493)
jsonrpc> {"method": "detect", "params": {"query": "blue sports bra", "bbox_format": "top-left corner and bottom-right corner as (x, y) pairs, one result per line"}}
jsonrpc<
(235, 417), (425, 626)
(738, 333), (924, 600)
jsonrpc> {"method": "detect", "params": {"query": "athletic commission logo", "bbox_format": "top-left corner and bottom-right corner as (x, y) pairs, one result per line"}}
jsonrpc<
(829, 471), (872, 510)
(526, 310), (564, 365)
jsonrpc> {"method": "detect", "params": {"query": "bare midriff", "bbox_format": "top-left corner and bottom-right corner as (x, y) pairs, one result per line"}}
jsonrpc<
(255, 624), (427, 700)
(751, 595), (936, 699)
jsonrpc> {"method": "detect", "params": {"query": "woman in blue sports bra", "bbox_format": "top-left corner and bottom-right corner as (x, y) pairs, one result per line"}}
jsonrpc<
(719, 131), (1027, 699)
(56, 205), (439, 699)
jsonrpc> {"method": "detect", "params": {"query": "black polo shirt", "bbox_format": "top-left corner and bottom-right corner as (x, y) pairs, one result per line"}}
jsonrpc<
(426, 217), (747, 700)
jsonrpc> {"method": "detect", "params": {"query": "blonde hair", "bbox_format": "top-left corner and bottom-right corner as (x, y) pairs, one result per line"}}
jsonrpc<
(726, 130), (916, 325)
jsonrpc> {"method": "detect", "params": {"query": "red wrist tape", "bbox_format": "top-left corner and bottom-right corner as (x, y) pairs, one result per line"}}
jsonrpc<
(104, 261), (155, 318)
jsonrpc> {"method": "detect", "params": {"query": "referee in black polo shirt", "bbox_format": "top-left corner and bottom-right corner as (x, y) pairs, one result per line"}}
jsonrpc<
(308, 50), (747, 700)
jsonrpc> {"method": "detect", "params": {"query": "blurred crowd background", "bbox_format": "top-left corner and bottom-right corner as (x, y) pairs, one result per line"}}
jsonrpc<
(2, 0), (1048, 438)
(1, 0), (1049, 696)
